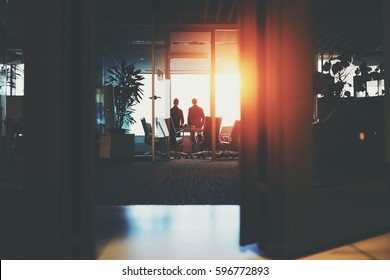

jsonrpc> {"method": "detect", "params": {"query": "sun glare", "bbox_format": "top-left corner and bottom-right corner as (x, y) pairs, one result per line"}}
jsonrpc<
(216, 74), (241, 126)
(171, 73), (241, 127)
(131, 72), (241, 136)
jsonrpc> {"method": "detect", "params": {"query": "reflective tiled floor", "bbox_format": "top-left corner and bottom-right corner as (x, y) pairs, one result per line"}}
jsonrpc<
(301, 233), (390, 260)
(96, 205), (390, 260)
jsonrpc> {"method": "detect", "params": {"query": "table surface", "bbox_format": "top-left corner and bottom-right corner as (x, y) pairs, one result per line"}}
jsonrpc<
(183, 127), (203, 133)
(181, 127), (202, 154)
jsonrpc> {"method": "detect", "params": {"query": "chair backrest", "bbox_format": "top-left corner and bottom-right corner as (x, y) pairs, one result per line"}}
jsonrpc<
(169, 118), (184, 146)
(230, 120), (241, 145)
(140, 117), (152, 144)
(219, 126), (233, 143)
(169, 118), (177, 146)
(202, 116), (222, 149)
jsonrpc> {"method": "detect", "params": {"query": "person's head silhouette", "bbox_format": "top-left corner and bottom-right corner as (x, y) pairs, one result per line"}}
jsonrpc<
(192, 98), (198, 105)
(173, 98), (179, 106)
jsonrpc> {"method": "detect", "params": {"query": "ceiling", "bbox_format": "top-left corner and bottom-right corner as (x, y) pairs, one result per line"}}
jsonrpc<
(96, 0), (384, 73)
(97, 27), (239, 74)
(96, 0), (239, 25)
(312, 0), (383, 56)
(96, 0), (384, 53)
(1, 0), (385, 65)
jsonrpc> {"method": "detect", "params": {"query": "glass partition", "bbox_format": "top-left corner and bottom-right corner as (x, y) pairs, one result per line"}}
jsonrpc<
(0, 65), (5, 146)
(171, 74), (210, 119)
(170, 31), (211, 111)
(215, 30), (240, 129)
(169, 31), (211, 157)
(152, 30), (170, 160)
(313, 52), (387, 187)
(96, 26), (154, 158)
(0, 0), (24, 183)
(95, 28), (240, 160)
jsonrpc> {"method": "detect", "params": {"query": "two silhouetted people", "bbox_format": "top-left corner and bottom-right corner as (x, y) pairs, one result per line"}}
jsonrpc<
(170, 97), (205, 151)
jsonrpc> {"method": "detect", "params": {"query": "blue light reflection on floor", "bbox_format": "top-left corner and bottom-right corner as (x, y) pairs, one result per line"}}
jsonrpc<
(97, 205), (263, 259)
(124, 205), (239, 236)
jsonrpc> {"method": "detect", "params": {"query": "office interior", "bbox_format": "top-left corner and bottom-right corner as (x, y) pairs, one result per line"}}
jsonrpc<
(1, 0), (390, 259)
(96, 27), (240, 159)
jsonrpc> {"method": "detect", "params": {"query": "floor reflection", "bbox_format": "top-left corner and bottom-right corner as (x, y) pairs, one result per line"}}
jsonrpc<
(96, 205), (390, 260)
(96, 205), (262, 260)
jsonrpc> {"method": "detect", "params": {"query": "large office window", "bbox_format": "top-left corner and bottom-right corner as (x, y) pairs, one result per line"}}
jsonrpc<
(166, 73), (240, 129)
(131, 74), (153, 136)
(216, 74), (240, 127)
(216, 30), (240, 127)
(170, 30), (240, 128)
(171, 74), (210, 122)
(0, 64), (24, 96)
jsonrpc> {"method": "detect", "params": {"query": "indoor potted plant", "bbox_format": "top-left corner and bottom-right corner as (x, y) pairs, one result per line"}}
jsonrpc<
(99, 59), (144, 159)
(105, 59), (145, 132)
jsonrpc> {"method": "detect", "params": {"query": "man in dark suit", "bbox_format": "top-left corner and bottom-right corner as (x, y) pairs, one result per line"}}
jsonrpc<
(187, 98), (205, 150)
(170, 98), (184, 131)
(187, 98), (205, 128)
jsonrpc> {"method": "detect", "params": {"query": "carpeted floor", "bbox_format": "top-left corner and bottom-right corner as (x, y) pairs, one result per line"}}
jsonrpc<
(94, 156), (390, 205)
(95, 158), (241, 205)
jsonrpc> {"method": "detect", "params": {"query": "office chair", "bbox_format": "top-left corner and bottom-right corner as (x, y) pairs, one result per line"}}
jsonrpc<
(191, 116), (222, 159)
(141, 117), (152, 144)
(4, 119), (24, 157)
(169, 118), (188, 159)
(140, 117), (163, 157)
(218, 120), (241, 158)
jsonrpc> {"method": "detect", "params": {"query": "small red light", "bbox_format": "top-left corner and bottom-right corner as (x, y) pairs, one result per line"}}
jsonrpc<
(359, 132), (365, 141)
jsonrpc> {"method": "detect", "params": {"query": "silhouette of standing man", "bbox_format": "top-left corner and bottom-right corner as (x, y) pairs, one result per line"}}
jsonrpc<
(187, 98), (205, 128)
(170, 98), (184, 131)
(187, 98), (205, 151)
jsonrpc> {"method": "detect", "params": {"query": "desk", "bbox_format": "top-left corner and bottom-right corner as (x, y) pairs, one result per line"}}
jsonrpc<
(182, 127), (203, 154)
(183, 127), (203, 133)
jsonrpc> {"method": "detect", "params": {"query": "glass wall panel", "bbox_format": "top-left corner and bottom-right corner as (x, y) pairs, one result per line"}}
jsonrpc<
(0, 64), (5, 140)
(95, 28), (241, 159)
(96, 26), (153, 157)
(313, 55), (387, 185)
(170, 30), (211, 127)
(171, 74), (210, 120)
(215, 30), (240, 126)
(0, 0), (23, 178)
(152, 30), (170, 159)
(216, 74), (240, 127)
(215, 30), (240, 128)
(169, 30), (240, 157)
(214, 30), (240, 159)
(170, 31), (211, 75)
(169, 32), (211, 122)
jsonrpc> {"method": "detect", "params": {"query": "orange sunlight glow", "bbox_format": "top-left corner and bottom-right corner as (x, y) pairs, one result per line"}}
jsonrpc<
(216, 74), (241, 126)
(171, 73), (240, 128)
(359, 131), (365, 141)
